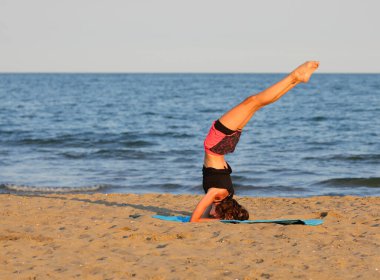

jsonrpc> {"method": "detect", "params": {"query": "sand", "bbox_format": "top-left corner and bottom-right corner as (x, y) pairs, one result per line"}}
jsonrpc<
(0, 193), (379, 280)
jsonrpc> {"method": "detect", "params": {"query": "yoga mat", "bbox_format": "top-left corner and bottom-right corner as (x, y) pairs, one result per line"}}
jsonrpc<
(152, 215), (323, 226)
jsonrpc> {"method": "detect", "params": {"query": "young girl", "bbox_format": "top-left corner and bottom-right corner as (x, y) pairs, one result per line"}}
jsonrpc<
(190, 61), (320, 222)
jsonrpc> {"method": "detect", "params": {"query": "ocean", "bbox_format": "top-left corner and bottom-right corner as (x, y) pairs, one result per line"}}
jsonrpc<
(0, 73), (379, 196)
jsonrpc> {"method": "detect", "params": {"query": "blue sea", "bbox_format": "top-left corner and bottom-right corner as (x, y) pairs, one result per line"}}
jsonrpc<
(0, 73), (379, 196)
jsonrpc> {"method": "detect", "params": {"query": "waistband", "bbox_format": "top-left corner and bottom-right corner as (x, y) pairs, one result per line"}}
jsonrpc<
(202, 162), (232, 174)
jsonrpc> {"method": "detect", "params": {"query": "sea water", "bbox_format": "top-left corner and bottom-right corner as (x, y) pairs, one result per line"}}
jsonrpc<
(0, 73), (379, 196)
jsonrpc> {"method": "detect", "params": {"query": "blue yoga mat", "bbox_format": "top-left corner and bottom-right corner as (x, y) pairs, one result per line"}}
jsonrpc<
(152, 215), (323, 226)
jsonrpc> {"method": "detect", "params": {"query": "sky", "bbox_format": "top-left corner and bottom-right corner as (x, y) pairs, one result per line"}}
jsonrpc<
(0, 0), (379, 73)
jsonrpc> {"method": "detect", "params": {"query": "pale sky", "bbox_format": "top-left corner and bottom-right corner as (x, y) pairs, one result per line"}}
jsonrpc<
(1, 0), (379, 73)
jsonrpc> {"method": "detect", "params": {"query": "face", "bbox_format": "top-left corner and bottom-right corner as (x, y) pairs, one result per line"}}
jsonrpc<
(209, 203), (220, 218)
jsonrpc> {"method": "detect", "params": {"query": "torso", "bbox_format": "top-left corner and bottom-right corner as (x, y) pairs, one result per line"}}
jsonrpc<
(204, 152), (228, 169)
(203, 152), (234, 201)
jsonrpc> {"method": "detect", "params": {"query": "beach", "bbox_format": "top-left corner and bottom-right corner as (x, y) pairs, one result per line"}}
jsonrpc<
(1, 194), (379, 279)
(2, 1), (380, 279)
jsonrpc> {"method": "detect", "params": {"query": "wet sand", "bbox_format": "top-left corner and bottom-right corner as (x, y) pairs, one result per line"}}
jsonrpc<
(1, 194), (379, 279)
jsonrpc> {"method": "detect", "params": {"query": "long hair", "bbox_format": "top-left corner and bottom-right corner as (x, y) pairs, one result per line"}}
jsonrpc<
(215, 198), (249, 220)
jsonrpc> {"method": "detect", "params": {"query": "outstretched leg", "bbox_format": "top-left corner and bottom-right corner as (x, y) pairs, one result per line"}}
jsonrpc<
(219, 61), (319, 131)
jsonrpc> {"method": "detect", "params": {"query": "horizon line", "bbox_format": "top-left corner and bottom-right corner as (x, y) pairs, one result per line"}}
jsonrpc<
(1, 71), (379, 75)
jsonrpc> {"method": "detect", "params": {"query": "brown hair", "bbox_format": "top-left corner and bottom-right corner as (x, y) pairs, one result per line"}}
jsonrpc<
(215, 198), (249, 220)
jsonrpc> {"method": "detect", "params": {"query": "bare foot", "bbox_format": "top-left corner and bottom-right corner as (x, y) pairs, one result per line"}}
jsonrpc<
(292, 61), (320, 83)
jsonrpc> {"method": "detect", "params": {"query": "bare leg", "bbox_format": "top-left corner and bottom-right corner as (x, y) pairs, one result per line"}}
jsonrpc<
(219, 61), (319, 131)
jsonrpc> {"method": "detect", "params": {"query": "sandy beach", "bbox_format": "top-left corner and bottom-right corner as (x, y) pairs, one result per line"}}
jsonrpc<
(1, 194), (379, 279)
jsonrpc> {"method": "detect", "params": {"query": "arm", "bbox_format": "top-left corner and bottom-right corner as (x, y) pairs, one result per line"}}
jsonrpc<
(190, 189), (220, 222)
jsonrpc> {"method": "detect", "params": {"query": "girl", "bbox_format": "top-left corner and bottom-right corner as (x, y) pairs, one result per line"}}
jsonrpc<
(190, 61), (320, 222)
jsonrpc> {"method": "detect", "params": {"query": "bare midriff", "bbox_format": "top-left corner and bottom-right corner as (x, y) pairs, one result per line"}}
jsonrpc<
(203, 152), (228, 169)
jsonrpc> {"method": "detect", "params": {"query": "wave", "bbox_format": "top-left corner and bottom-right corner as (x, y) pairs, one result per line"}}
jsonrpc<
(15, 137), (155, 148)
(2, 131), (156, 148)
(310, 116), (328, 122)
(60, 149), (149, 160)
(121, 140), (156, 148)
(316, 177), (380, 188)
(233, 184), (307, 193)
(329, 154), (380, 162)
(303, 154), (380, 163)
(144, 132), (193, 139)
(0, 184), (112, 193)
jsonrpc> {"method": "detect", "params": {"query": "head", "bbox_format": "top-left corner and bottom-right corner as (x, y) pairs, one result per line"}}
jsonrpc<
(212, 198), (249, 220)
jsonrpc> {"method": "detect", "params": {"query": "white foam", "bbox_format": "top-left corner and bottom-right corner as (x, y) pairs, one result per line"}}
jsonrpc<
(1, 184), (106, 193)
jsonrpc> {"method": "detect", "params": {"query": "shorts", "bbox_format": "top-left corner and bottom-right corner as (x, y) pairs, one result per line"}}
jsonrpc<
(204, 120), (242, 156)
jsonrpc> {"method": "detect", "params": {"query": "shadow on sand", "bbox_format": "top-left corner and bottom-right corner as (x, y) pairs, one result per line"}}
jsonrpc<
(18, 194), (192, 216)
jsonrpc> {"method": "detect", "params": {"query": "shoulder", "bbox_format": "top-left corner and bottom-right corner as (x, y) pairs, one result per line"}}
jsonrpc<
(206, 187), (229, 200)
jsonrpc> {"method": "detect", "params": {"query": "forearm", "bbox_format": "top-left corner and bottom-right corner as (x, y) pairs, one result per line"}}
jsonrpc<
(255, 73), (299, 106)
(190, 192), (216, 222)
(191, 218), (219, 223)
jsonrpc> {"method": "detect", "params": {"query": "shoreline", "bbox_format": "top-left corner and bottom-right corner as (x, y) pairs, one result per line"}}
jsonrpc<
(2, 185), (380, 198)
(1, 193), (379, 279)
